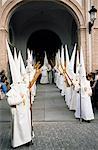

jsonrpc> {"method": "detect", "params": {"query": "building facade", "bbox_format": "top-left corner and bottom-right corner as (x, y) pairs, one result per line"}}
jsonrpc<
(0, 0), (98, 73)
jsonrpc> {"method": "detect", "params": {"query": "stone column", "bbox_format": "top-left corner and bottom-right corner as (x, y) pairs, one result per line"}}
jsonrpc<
(81, 0), (93, 73)
(79, 27), (88, 71)
(0, 27), (8, 72)
(92, 0), (98, 71)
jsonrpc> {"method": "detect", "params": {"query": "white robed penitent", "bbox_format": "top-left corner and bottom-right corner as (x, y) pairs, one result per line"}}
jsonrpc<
(40, 51), (49, 84)
(75, 47), (94, 121)
(60, 46), (66, 96)
(25, 49), (36, 101)
(64, 45), (72, 107)
(6, 41), (32, 148)
(69, 44), (77, 110)
(7, 83), (31, 148)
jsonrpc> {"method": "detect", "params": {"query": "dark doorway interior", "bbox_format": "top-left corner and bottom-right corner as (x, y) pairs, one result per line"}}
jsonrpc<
(27, 30), (62, 66)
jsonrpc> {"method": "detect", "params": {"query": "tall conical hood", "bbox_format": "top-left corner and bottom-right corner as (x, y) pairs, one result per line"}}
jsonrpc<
(6, 40), (22, 83)
(27, 48), (32, 65)
(64, 45), (72, 85)
(65, 45), (70, 71)
(80, 47), (86, 79)
(27, 48), (31, 61)
(76, 50), (80, 75)
(70, 43), (77, 72)
(14, 47), (20, 72)
(14, 47), (18, 65)
(17, 51), (21, 73)
(18, 51), (26, 76)
(61, 45), (65, 69)
(57, 49), (61, 66)
(55, 52), (58, 67)
(30, 50), (34, 65)
(43, 51), (48, 65)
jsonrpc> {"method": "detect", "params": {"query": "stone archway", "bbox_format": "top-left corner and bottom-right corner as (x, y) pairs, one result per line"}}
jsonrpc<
(0, 0), (85, 71)
(0, 0), (85, 29)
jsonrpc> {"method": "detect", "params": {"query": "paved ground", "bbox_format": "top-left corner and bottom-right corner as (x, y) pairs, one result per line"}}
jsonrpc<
(0, 84), (98, 150)
(32, 84), (75, 122)
(1, 121), (98, 150)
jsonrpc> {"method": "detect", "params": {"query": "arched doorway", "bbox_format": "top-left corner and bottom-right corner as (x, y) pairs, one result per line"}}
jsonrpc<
(0, 0), (87, 123)
(27, 29), (62, 65)
(0, 0), (85, 71)
(7, 0), (80, 63)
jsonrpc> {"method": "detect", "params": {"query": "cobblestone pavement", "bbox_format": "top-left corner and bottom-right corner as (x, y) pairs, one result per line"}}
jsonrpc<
(0, 121), (98, 150)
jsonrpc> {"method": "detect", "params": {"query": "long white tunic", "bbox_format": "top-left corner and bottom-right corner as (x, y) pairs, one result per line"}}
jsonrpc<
(40, 65), (49, 84)
(65, 86), (72, 108)
(56, 72), (61, 89)
(6, 84), (31, 148)
(69, 87), (77, 110)
(69, 81), (79, 110)
(47, 64), (52, 84)
(75, 80), (94, 120)
(53, 67), (58, 84)
(25, 66), (36, 101)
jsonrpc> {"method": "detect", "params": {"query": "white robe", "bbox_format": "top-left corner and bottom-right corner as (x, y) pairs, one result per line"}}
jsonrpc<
(56, 72), (61, 89)
(53, 67), (58, 84)
(59, 75), (64, 90)
(69, 87), (77, 110)
(47, 64), (52, 84)
(24, 66), (36, 102)
(65, 86), (72, 108)
(60, 75), (66, 96)
(75, 80), (94, 121)
(6, 83), (32, 148)
(40, 65), (49, 84)
(69, 81), (79, 111)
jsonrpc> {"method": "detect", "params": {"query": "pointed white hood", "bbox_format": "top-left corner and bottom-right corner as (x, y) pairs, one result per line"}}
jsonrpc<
(65, 45), (70, 71)
(43, 51), (48, 66)
(6, 40), (22, 84)
(76, 50), (80, 75)
(18, 51), (26, 76)
(80, 47), (86, 80)
(61, 45), (65, 69)
(14, 47), (20, 73)
(30, 50), (34, 65)
(57, 49), (61, 67)
(27, 48), (32, 65)
(14, 47), (18, 65)
(70, 43), (77, 72)
(55, 53), (57, 67)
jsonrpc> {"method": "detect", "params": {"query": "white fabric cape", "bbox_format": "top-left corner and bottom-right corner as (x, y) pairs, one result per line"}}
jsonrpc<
(6, 84), (31, 148)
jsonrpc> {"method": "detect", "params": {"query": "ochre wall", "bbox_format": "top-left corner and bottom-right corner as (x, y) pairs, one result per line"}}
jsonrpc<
(0, 0), (98, 73)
